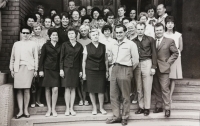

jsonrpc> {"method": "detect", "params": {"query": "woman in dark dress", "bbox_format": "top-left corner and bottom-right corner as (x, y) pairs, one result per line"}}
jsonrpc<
(82, 29), (109, 115)
(39, 28), (61, 117)
(60, 27), (83, 116)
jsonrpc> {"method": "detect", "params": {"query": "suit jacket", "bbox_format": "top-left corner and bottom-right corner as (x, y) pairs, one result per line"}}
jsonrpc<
(156, 37), (179, 73)
(39, 41), (61, 71)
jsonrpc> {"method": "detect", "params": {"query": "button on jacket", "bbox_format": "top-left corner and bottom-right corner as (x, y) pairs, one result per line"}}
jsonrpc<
(133, 35), (157, 69)
(111, 38), (139, 69)
(60, 41), (83, 71)
(57, 26), (69, 44)
(39, 41), (61, 71)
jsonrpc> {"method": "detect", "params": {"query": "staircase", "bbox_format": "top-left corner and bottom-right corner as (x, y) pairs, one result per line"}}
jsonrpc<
(11, 79), (200, 126)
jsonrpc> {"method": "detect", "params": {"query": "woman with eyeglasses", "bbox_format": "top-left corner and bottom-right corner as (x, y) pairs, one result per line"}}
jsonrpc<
(39, 28), (61, 117)
(10, 26), (38, 119)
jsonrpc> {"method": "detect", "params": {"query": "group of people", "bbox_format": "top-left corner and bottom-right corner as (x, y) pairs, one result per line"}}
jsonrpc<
(9, 0), (183, 125)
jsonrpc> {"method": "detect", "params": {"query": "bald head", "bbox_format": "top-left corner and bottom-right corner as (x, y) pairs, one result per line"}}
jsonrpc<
(157, 4), (166, 16)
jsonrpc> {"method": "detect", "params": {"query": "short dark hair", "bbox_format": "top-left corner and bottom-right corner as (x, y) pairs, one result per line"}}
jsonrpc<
(61, 12), (70, 19)
(71, 9), (80, 19)
(105, 11), (115, 22)
(78, 6), (87, 14)
(68, 0), (75, 4)
(81, 15), (92, 24)
(122, 17), (132, 24)
(49, 9), (57, 16)
(20, 26), (32, 33)
(97, 15), (106, 21)
(145, 4), (156, 12)
(118, 5), (126, 12)
(136, 22), (146, 28)
(52, 14), (61, 22)
(165, 16), (176, 33)
(44, 16), (52, 23)
(115, 24), (127, 32)
(91, 7), (102, 19)
(154, 23), (165, 30)
(67, 27), (78, 37)
(25, 14), (37, 23)
(102, 25), (113, 34)
(48, 28), (58, 37)
(102, 6), (113, 15)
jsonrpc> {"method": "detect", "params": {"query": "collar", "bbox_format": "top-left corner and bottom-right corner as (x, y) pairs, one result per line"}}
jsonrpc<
(114, 37), (128, 45)
(157, 37), (164, 42)
(135, 35), (147, 41)
(148, 17), (157, 21)
(159, 13), (168, 19)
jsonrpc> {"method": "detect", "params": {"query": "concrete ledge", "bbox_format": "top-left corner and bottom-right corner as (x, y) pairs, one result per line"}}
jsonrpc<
(11, 110), (200, 126)
(175, 78), (200, 86)
(0, 84), (14, 126)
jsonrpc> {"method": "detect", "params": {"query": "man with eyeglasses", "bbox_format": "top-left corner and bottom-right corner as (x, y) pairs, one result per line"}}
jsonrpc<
(106, 24), (139, 125)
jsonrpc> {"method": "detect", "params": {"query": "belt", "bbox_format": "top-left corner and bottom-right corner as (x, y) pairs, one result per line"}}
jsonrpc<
(113, 63), (128, 67)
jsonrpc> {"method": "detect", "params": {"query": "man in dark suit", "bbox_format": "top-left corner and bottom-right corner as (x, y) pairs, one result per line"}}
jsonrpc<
(153, 23), (179, 117)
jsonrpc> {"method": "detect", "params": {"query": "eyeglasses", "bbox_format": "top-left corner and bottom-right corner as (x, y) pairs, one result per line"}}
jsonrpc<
(22, 32), (30, 34)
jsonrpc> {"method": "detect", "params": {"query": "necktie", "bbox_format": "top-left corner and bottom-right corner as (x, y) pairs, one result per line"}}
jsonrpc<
(156, 39), (160, 49)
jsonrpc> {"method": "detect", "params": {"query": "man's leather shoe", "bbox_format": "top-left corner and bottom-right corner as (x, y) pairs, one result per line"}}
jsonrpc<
(153, 108), (163, 113)
(144, 109), (150, 116)
(135, 108), (144, 114)
(165, 110), (171, 117)
(121, 119), (128, 125)
(106, 118), (121, 124)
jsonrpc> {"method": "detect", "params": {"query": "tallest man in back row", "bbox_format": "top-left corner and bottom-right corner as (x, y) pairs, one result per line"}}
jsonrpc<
(153, 23), (179, 117)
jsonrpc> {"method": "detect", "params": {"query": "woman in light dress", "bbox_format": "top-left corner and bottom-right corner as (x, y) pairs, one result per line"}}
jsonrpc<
(164, 16), (183, 102)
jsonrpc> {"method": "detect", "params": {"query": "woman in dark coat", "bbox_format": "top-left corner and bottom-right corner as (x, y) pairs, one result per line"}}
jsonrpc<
(60, 27), (83, 116)
(39, 28), (61, 117)
(82, 29), (109, 115)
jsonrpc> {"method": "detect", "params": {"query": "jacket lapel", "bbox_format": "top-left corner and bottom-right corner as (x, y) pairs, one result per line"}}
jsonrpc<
(157, 37), (166, 51)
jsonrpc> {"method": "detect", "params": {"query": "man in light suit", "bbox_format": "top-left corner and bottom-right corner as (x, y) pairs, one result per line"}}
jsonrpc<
(153, 23), (179, 117)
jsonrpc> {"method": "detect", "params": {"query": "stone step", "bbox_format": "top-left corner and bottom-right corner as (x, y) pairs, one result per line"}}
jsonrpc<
(35, 120), (200, 126)
(27, 102), (200, 115)
(11, 110), (200, 126)
(174, 86), (200, 93)
(172, 93), (200, 101)
(175, 78), (200, 86)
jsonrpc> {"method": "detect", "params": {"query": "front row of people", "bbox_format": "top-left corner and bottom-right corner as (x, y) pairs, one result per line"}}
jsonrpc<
(10, 22), (179, 125)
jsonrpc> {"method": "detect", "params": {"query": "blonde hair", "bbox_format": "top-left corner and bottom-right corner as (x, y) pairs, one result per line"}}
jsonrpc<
(32, 22), (43, 30)
(79, 25), (90, 31)
(138, 12), (148, 21)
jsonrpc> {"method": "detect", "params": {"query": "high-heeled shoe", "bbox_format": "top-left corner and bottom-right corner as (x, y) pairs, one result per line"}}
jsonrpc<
(24, 114), (30, 118)
(92, 110), (97, 115)
(52, 111), (58, 117)
(36, 102), (44, 107)
(31, 104), (35, 108)
(15, 114), (24, 119)
(100, 109), (107, 115)
(70, 110), (76, 116)
(45, 112), (51, 117)
(65, 111), (70, 116)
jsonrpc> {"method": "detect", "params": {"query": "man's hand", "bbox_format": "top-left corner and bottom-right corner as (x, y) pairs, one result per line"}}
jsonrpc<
(39, 71), (44, 77)
(60, 70), (64, 78)
(150, 68), (155, 76)
(11, 71), (15, 78)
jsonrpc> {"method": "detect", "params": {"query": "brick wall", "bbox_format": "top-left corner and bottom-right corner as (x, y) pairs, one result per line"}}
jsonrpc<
(0, 0), (34, 82)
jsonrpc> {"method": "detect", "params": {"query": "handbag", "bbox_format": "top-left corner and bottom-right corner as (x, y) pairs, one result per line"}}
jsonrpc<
(31, 77), (36, 93)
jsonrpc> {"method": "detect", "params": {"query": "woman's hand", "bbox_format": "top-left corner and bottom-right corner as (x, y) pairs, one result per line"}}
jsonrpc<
(60, 70), (64, 78)
(34, 71), (37, 77)
(79, 72), (83, 78)
(11, 71), (15, 78)
(82, 73), (86, 80)
(106, 71), (109, 79)
(39, 71), (44, 77)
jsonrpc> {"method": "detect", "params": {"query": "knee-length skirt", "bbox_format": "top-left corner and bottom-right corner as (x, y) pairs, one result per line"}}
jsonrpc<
(14, 65), (34, 89)
(42, 69), (60, 87)
(169, 56), (183, 79)
(61, 67), (79, 88)
(84, 69), (106, 93)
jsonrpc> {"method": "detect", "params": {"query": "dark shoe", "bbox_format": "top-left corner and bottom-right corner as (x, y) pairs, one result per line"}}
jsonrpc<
(121, 119), (128, 125)
(135, 108), (144, 114)
(165, 110), (171, 117)
(24, 114), (30, 118)
(144, 109), (150, 116)
(15, 114), (23, 119)
(153, 108), (163, 113)
(106, 118), (121, 124)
